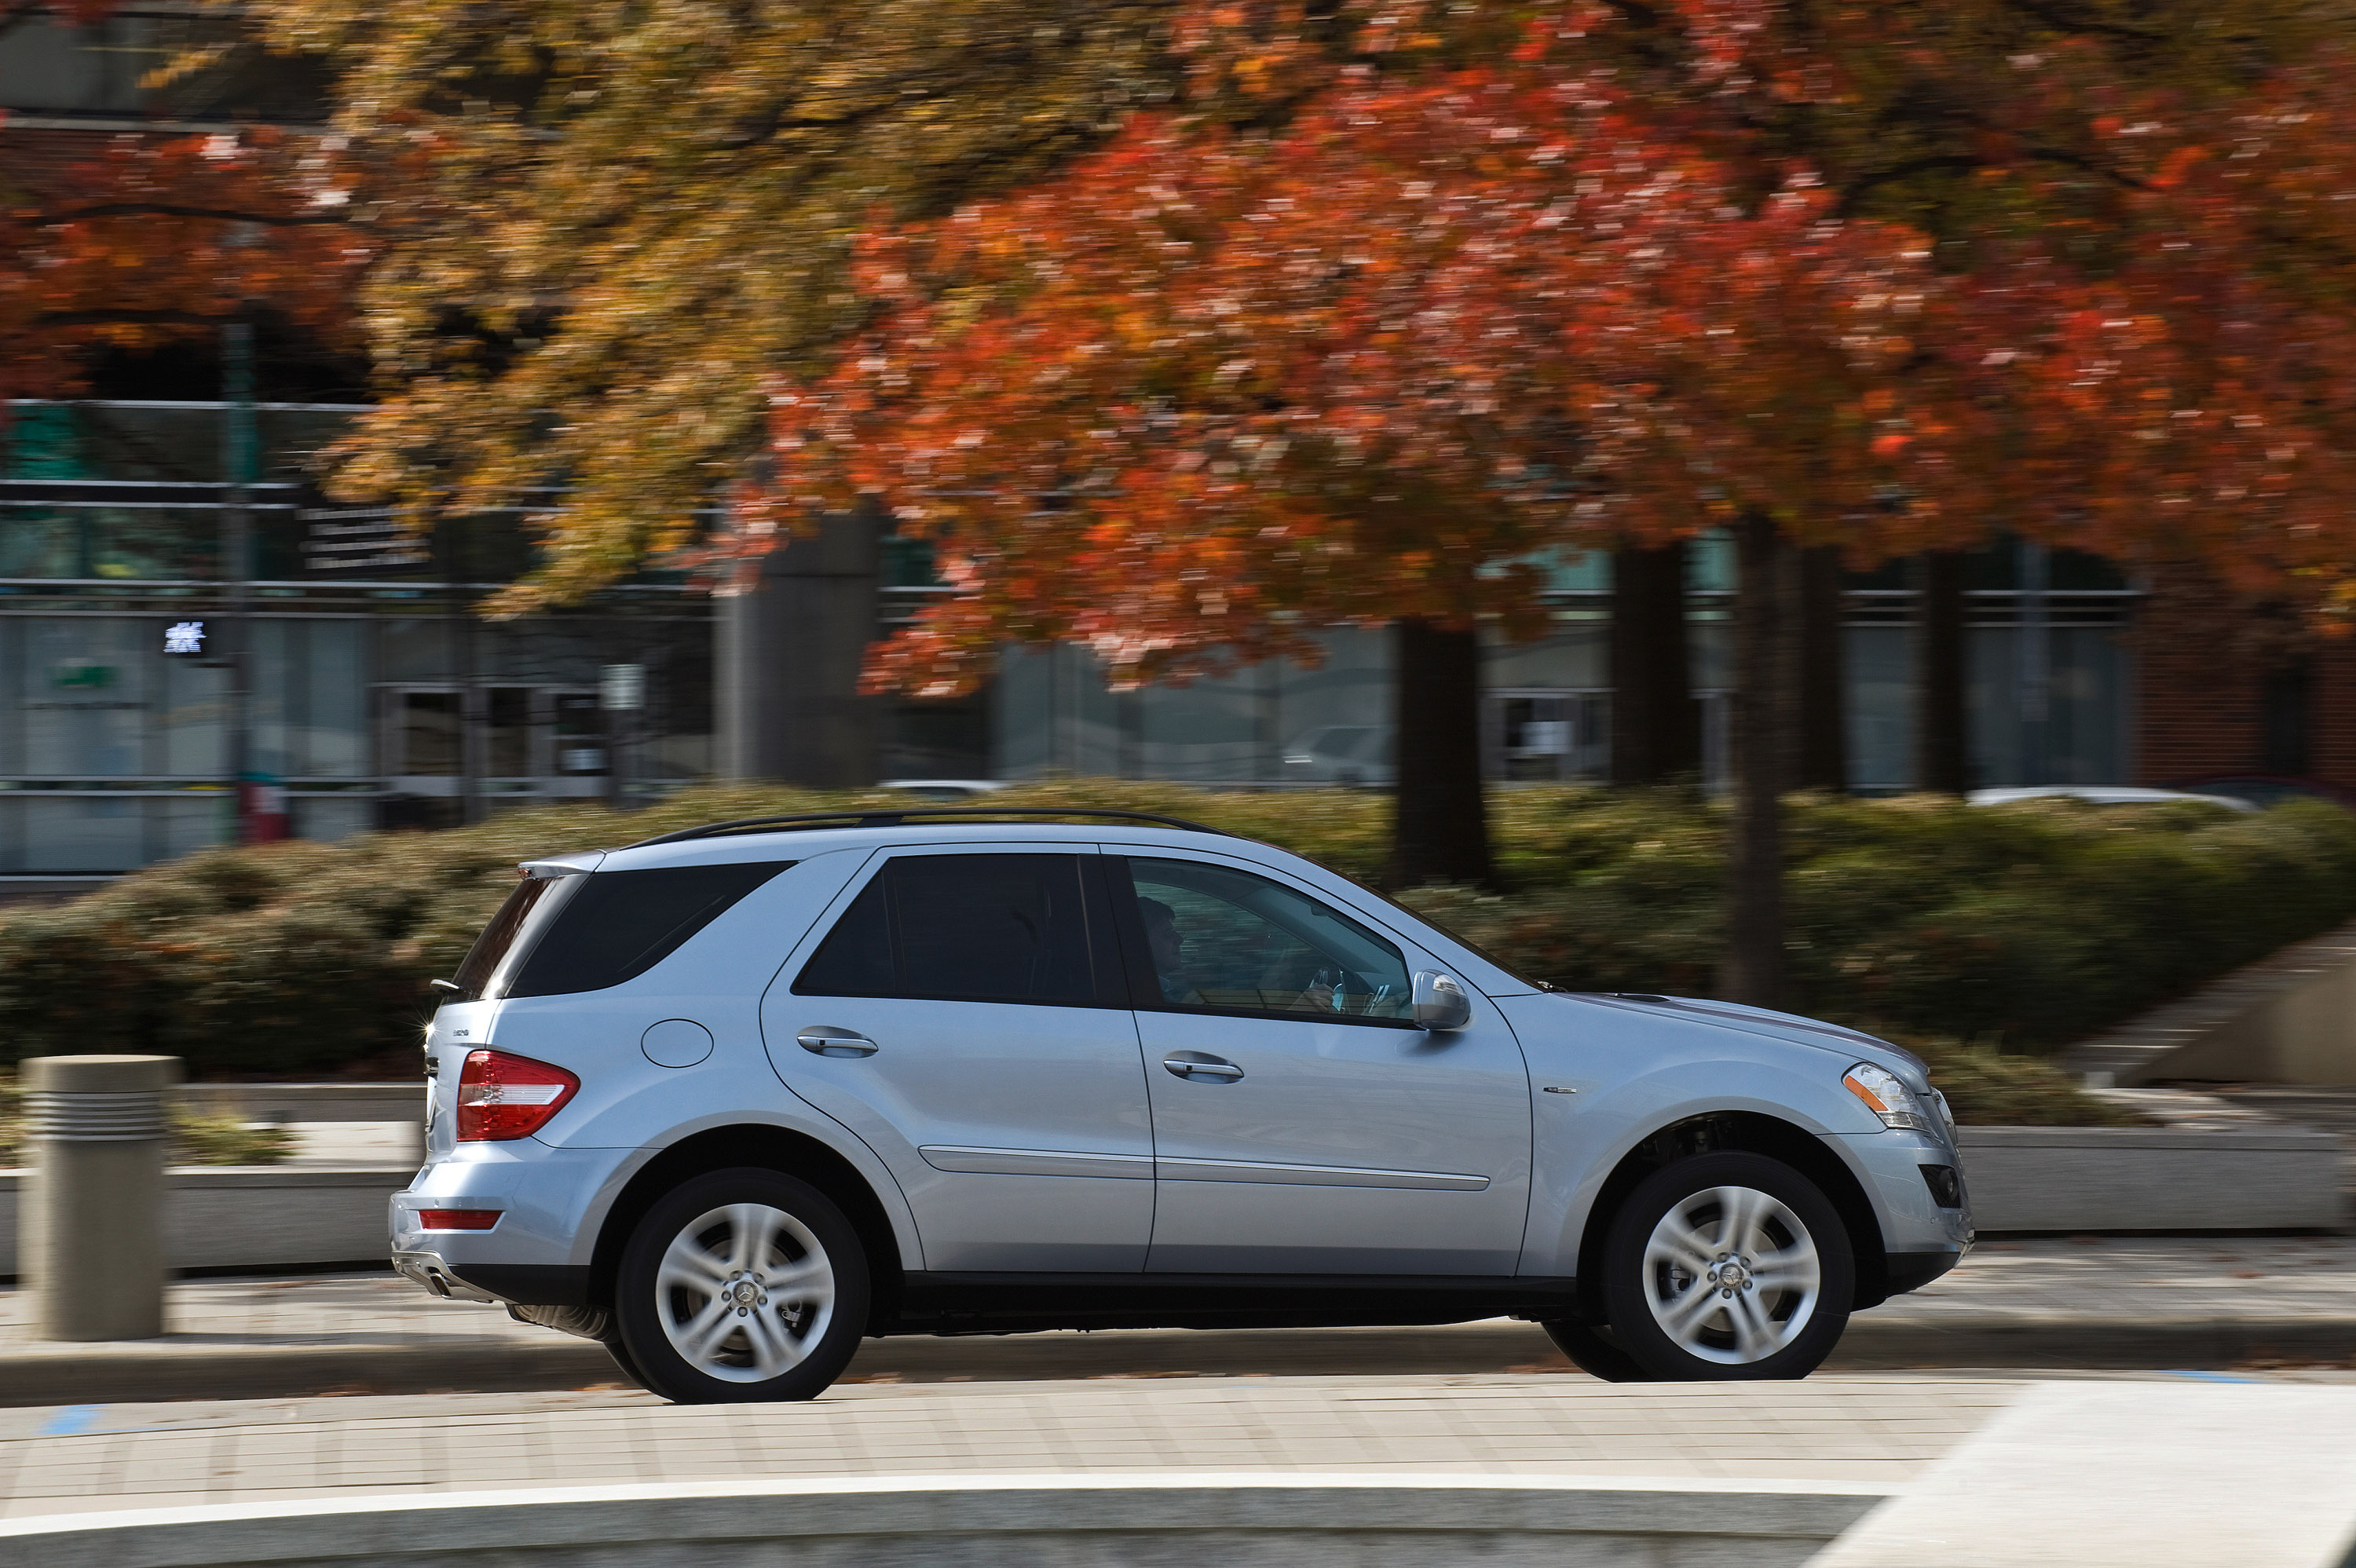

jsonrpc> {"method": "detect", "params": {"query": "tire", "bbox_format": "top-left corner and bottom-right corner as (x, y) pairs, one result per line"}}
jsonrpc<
(599, 1332), (651, 1391)
(1540, 1317), (1653, 1383)
(1597, 1152), (1853, 1382)
(613, 1167), (870, 1404)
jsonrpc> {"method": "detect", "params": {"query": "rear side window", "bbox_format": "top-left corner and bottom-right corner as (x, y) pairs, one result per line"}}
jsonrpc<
(451, 874), (579, 1000)
(503, 861), (792, 998)
(793, 853), (1101, 1006)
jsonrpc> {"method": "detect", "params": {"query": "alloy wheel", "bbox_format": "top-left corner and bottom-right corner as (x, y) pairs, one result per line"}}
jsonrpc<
(653, 1201), (836, 1383)
(1638, 1183), (1820, 1365)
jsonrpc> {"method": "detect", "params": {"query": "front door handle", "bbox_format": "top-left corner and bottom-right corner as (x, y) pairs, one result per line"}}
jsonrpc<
(799, 1026), (879, 1058)
(1163, 1052), (1243, 1083)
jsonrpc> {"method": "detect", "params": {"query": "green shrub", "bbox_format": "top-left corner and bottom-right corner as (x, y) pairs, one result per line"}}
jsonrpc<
(168, 1107), (296, 1166)
(1904, 1038), (2142, 1127)
(0, 1071), (294, 1167)
(2, 781), (2351, 1085)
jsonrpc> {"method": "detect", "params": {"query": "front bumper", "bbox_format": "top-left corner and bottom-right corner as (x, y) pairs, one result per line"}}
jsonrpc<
(1828, 1128), (1974, 1302)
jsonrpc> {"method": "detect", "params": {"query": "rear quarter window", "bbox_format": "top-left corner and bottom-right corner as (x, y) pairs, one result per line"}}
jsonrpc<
(502, 861), (792, 998)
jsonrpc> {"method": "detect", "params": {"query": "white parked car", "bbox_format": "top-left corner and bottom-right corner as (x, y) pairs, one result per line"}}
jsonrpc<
(1966, 786), (2257, 812)
(395, 808), (1971, 1402)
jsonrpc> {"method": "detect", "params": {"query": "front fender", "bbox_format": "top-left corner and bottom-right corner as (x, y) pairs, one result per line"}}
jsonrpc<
(1501, 993), (1890, 1277)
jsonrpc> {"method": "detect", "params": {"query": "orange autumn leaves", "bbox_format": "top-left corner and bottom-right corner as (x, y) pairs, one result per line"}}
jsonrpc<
(734, 0), (2356, 693)
(1, 125), (365, 402)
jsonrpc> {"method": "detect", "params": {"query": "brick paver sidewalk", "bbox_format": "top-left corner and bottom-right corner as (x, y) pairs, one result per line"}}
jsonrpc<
(0, 1374), (2028, 1521)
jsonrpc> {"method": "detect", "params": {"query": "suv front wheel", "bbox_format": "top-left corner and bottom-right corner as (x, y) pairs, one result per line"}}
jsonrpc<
(614, 1167), (869, 1403)
(1596, 1151), (1853, 1381)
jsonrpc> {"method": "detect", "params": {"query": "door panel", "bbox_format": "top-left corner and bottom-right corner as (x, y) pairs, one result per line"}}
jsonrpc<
(1138, 1010), (1532, 1273)
(760, 848), (1154, 1272)
(1117, 853), (1533, 1276)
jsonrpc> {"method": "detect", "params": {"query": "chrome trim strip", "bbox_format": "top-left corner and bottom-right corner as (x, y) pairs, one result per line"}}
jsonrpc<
(918, 1146), (1155, 1180)
(1154, 1157), (1489, 1192)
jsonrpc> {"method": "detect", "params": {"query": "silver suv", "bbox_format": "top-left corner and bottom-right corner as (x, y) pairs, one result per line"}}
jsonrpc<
(393, 807), (1971, 1401)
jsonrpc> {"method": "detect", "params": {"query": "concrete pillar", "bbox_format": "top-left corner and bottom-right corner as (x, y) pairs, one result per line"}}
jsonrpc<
(718, 510), (884, 788)
(22, 1054), (180, 1341)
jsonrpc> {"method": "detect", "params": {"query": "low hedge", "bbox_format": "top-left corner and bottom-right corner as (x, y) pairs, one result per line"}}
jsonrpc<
(0, 1070), (296, 1166)
(0, 783), (2347, 1120)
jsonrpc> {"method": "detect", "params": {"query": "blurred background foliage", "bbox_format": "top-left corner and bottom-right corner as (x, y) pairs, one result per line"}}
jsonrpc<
(0, 1070), (297, 1167)
(0, 785), (2346, 1125)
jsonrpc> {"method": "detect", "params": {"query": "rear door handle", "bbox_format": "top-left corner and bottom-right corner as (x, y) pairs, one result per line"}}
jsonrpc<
(1163, 1052), (1243, 1082)
(799, 1026), (879, 1058)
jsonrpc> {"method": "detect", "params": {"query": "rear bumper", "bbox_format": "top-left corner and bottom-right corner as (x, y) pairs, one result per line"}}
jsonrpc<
(389, 1140), (637, 1268)
(393, 1248), (595, 1307)
(391, 1248), (499, 1303)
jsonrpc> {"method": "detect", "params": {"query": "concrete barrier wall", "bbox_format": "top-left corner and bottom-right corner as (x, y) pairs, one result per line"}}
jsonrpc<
(2067, 919), (2356, 1087)
(176, 1084), (424, 1124)
(0, 1168), (408, 1278)
(1957, 1126), (2346, 1232)
(0, 1475), (1890, 1568)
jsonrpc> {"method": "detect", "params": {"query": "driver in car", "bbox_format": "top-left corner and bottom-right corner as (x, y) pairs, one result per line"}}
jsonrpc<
(1140, 896), (1341, 1013)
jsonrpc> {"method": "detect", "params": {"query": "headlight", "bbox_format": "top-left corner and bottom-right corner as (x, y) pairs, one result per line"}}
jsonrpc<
(1843, 1062), (1937, 1134)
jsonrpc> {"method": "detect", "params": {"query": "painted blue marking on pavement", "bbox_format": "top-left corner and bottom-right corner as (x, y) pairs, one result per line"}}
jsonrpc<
(2161, 1370), (2262, 1383)
(38, 1405), (104, 1436)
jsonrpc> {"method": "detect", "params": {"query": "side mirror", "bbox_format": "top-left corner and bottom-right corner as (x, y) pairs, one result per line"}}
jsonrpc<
(1411, 970), (1472, 1032)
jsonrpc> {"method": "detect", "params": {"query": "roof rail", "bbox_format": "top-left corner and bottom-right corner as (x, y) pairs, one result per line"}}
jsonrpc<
(625, 806), (1229, 849)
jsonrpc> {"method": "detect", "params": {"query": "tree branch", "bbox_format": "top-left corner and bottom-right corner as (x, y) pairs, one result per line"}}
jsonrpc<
(1838, 136), (2146, 216)
(1993, 0), (2164, 45)
(38, 203), (349, 227)
(35, 307), (226, 327)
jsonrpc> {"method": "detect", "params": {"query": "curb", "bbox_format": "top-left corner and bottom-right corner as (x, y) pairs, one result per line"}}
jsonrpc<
(0, 1473), (1890, 1568)
(4, 1314), (2353, 1406)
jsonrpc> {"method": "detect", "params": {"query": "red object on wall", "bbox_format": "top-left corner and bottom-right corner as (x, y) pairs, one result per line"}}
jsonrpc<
(238, 779), (291, 844)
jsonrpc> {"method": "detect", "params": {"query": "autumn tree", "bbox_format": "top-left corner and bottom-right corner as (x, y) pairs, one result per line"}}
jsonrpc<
(1, 1), (362, 406)
(732, 0), (2356, 997)
(225, 0), (2356, 1000)
(739, 62), (1975, 879)
(218, 0), (1249, 605)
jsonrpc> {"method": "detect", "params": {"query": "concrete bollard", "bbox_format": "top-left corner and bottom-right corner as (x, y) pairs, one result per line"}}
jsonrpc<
(21, 1054), (181, 1341)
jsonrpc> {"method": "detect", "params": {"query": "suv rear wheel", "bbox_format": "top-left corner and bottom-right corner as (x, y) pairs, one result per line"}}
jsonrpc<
(613, 1167), (869, 1403)
(1596, 1152), (1853, 1381)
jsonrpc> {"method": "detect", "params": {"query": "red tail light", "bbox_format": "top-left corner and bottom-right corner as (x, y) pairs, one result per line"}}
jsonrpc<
(417, 1209), (502, 1230)
(455, 1048), (579, 1142)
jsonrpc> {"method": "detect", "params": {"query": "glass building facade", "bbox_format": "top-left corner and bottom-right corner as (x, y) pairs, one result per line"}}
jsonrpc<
(5, 397), (2139, 882)
(1, 401), (714, 877)
(990, 539), (2132, 793)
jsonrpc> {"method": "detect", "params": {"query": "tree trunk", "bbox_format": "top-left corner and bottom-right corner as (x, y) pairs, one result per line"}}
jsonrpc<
(1723, 512), (1787, 1009)
(1913, 550), (1969, 794)
(1609, 542), (1703, 784)
(1794, 544), (1848, 792)
(1391, 616), (1494, 888)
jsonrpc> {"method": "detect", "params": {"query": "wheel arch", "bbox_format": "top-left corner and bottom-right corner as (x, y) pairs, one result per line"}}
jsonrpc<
(588, 1123), (907, 1333)
(1572, 1110), (1892, 1321)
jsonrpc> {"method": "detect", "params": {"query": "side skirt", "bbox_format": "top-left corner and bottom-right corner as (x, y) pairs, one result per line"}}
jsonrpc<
(887, 1273), (1580, 1336)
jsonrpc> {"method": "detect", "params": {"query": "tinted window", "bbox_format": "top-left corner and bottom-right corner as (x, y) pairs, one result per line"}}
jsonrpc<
(451, 874), (576, 1000)
(504, 861), (792, 998)
(794, 853), (1099, 1005)
(1122, 857), (1413, 1022)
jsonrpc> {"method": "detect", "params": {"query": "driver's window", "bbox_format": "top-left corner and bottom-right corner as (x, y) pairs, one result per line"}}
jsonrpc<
(1122, 857), (1413, 1022)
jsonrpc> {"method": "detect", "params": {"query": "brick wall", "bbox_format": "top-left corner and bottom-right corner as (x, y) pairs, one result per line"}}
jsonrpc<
(2134, 564), (2356, 794)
